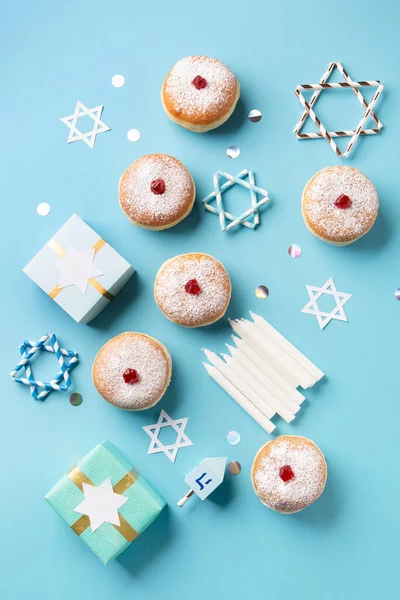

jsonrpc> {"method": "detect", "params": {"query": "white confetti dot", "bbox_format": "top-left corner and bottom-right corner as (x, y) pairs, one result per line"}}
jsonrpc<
(111, 74), (125, 88)
(127, 129), (141, 142)
(226, 145), (240, 159)
(37, 202), (51, 216)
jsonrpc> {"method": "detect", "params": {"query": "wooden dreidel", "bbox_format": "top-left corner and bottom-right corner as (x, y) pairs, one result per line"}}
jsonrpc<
(177, 457), (227, 507)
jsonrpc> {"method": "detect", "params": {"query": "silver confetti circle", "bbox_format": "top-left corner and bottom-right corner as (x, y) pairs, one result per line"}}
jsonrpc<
(288, 244), (302, 258)
(226, 145), (240, 159)
(255, 285), (269, 299)
(37, 202), (51, 216)
(111, 74), (125, 88)
(70, 392), (83, 407)
(228, 461), (242, 475)
(227, 431), (241, 446)
(395, 288), (400, 301)
(127, 128), (141, 142)
(248, 109), (262, 123)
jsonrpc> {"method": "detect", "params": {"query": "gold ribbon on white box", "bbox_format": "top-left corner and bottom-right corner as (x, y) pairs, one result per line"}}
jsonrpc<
(47, 238), (115, 301)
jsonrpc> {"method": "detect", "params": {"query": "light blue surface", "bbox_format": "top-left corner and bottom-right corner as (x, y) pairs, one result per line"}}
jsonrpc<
(1, 1), (399, 598)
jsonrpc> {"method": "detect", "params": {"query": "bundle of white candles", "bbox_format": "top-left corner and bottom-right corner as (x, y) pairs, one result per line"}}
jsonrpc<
(202, 312), (324, 434)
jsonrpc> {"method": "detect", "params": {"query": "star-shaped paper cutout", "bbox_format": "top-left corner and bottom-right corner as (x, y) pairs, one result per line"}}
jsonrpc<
(302, 277), (352, 330)
(53, 245), (104, 294)
(10, 333), (79, 400)
(294, 61), (384, 157)
(74, 478), (128, 532)
(60, 101), (110, 148)
(201, 169), (270, 231)
(143, 409), (193, 463)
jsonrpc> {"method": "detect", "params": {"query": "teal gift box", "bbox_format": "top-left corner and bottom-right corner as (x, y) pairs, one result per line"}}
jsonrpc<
(45, 441), (166, 564)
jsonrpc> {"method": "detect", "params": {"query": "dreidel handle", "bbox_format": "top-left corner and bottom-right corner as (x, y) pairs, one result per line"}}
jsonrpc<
(177, 488), (195, 507)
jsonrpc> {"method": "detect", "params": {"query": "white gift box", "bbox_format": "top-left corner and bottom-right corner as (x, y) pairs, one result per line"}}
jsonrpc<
(23, 214), (134, 324)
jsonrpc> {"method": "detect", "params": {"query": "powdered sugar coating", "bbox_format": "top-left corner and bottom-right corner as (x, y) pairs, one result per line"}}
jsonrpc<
(252, 436), (327, 513)
(119, 154), (195, 229)
(302, 166), (379, 244)
(154, 253), (231, 327)
(163, 56), (238, 124)
(92, 333), (171, 410)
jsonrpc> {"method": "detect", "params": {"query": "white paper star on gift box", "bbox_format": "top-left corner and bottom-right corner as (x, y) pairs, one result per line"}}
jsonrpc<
(74, 478), (128, 532)
(53, 245), (104, 294)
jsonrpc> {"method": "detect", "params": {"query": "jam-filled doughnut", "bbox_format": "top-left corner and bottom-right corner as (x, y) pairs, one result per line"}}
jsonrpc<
(251, 436), (327, 514)
(119, 154), (196, 230)
(302, 166), (379, 246)
(154, 253), (231, 327)
(161, 56), (240, 133)
(92, 333), (172, 410)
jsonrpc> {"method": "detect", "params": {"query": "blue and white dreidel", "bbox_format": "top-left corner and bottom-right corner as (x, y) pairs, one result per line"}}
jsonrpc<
(177, 457), (227, 507)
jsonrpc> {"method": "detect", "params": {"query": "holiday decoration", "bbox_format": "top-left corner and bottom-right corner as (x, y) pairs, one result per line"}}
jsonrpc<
(201, 169), (270, 231)
(23, 214), (134, 323)
(301, 277), (351, 329)
(45, 441), (165, 564)
(60, 101), (110, 148)
(178, 458), (227, 506)
(143, 409), (193, 463)
(10, 333), (78, 401)
(293, 61), (384, 157)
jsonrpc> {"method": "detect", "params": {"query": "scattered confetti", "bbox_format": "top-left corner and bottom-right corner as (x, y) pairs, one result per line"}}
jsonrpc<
(226, 145), (240, 159)
(70, 392), (83, 406)
(248, 109), (262, 123)
(111, 74), (125, 88)
(228, 461), (241, 475)
(127, 128), (141, 142)
(37, 202), (51, 216)
(255, 285), (269, 299)
(288, 244), (302, 258)
(227, 431), (241, 446)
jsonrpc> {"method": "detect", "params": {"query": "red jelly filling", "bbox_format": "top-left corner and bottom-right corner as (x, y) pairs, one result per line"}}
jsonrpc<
(123, 368), (140, 384)
(192, 75), (207, 90)
(185, 279), (201, 295)
(334, 194), (352, 209)
(279, 465), (295, 482)
(150, 179), (166, 195)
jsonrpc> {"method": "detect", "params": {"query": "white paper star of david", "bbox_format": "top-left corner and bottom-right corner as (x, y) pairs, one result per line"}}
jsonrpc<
(143, 409), (193, 463)
(53, 245), (104, 294)
(60, 101), (110, 148)
(302, 277), (351, 330)
(74, 478), (128, 532)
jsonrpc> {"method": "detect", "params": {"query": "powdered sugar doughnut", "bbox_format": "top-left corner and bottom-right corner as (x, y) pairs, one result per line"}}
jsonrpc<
(161, 56), (240, 133)
(154, 253), (231, 327)
(119, 154), (195, 230)
(92, 333), (172, 410)
(251, 436), (327, 514)
(302, 166), (379, 246)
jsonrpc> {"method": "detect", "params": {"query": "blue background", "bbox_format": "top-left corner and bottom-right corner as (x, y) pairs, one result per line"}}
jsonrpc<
(1, 1), (398, 598)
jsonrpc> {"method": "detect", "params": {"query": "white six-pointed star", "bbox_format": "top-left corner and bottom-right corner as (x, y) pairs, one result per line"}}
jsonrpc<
(302, 277), (352, 330)
(143, 409), (193, 463)
(53, 245), (104, 294)
(60, 101), (110, 148)
(74, 478), (128, 532)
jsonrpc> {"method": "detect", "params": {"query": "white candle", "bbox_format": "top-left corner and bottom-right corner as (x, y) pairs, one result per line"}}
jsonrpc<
(222, 353), (296, 424)
(226, 344), (301, 415)
(231, 335), (305, 405)
(229, 319), (299, 388)
(203, 362), (276, 434)
(242, 320), (312, 389)
(203, 349), (275, 419)
(250, 311), (324, 383)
